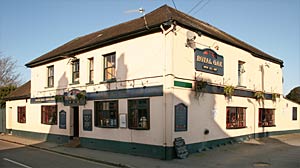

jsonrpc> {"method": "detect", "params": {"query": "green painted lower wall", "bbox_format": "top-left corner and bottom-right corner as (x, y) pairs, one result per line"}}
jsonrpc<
(80, 137), (172, 160)
(11, 129), (70, 144)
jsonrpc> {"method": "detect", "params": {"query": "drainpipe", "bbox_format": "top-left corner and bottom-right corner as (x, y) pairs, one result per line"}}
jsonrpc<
(160, 23), (175, 160)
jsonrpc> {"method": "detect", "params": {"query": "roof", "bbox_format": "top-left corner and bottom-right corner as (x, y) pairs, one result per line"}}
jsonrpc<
(26, 5), (283, 68)
(5, 81), (31, 100)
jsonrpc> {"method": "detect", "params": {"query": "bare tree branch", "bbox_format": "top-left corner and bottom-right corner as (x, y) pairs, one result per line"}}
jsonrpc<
(0, 53), (21, 86)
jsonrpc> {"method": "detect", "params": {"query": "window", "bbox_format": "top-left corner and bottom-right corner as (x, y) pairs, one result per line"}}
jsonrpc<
(128, 99), (150, 130)
(88, 58), (94, 83)
(226, 107), (246, 129)
(41, 105), (57, 125)
(259, 108), (275, 127)
(72, 59), (80, 84)
(47, 66), (54, 87)
(238, 61), (245, 86)
(95, 101), (118, 128)
(292, 107), (297, 120)
(103, 53), (116, 81)
(17, 106), (26, 123)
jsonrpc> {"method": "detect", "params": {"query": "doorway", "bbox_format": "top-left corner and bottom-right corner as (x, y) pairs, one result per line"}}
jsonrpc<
(72, 106), (79, 138)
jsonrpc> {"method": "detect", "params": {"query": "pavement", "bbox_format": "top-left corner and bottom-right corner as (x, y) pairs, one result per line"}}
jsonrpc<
(0, 133), (300, 168)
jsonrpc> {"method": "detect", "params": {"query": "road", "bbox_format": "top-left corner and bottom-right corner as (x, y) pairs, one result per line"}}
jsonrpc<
(0, 140), (117, 168)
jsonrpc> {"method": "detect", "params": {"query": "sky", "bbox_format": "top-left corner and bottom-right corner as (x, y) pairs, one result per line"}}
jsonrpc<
(0, 0), (299, 95)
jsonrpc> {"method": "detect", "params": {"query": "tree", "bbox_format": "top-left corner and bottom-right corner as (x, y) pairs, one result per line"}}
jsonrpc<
(0, 53), (21, 86)
(286, 86), (300, 104)
(0, 85), (16, 108)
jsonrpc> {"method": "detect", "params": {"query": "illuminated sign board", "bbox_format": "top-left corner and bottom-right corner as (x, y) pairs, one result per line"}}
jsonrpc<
(195, 48), (224, 76)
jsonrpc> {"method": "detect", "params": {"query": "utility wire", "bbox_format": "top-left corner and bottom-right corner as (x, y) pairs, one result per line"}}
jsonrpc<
(188, 0), (204, 14)
(192, 0), (210, 15)
(171, 0), (177, 9)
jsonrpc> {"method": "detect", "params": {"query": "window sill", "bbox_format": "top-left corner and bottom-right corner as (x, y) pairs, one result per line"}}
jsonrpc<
(236, 85), (246, 88)
(98, 126), (118, 128)
(129, 127), (150, 130)
(259, 125), (276, 127)
(86, 82), (94, 85)
(44, 86), (54, 89)
(226, 126), (247, 129)
(100, 78), (117, 84)
(69, 82), (80, 86)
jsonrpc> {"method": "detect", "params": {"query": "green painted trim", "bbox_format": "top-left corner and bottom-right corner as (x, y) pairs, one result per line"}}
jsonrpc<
(11, 129), (70, 144)
(80, 137), (171, 160)
(174, 81), (192, 88)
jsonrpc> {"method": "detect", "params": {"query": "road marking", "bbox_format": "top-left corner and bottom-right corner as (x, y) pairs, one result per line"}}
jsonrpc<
(3, 158), (32, 168)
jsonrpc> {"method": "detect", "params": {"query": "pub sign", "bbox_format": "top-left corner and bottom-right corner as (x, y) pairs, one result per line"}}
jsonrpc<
(195, 48), (224, 76)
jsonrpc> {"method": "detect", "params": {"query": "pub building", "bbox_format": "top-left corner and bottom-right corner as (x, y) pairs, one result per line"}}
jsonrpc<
(5, 5), (300, 159)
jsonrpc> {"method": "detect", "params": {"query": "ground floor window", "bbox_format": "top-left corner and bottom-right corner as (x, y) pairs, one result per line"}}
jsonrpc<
(17, 106), (26, 123)
(226, 107), (246, 129)
(128, 99), (150, 130)
(259, 108), (275, 127)
(95, 101), (118, 128)
(41, 105), (57, 125)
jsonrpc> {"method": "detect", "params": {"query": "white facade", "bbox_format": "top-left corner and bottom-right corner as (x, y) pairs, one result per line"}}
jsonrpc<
(6, 11), (300, 159)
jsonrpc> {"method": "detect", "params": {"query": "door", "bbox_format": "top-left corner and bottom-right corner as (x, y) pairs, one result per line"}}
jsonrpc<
(73, 107), (79, 138)
(0, 108), (6, 133)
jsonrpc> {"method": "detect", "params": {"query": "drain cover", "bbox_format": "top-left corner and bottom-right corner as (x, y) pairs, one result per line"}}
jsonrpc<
(253, 162), (271, 167)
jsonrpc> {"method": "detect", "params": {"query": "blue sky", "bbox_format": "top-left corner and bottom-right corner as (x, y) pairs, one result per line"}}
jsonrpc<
(0, 0), (299, 94)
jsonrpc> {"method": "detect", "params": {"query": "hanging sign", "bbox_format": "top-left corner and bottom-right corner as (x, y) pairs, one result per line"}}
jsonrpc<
(64, 89), (86, 106)
(195, 48), (224, 76)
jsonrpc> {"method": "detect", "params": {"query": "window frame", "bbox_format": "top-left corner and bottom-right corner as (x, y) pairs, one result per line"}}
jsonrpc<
(103, 53), (116, 82)
(258, 108), (275, 127)
(238, 61), (245, 87)
(41, 105), (57, 125)
(72, 59), (80, 84)
(226, 107), (246, 129)
(17, 106), (26, 123)
(88, 58), (94, 84)
(94, 100), (119, 128)
(47, 65), (54, 87)
(128, 98), (150, 130)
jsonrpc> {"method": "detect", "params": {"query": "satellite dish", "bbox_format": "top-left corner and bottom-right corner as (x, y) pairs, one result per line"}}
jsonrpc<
(186, 31), (196, 49)
(187, 31), (196, 40)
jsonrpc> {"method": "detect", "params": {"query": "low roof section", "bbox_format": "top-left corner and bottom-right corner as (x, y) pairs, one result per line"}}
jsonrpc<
(5, 81), (31, 101)
(25, 5), (283, 68)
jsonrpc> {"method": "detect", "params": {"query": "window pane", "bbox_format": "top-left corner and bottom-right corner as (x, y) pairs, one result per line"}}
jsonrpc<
(41, 105), (57, 125)
(128, 99), (150, 130)
(95, 101), (118, 128)
(226, 107), (246, 129)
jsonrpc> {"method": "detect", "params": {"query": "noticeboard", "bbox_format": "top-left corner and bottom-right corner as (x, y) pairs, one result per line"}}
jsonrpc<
(175, 103), (188, 132)
(59, 110), (66, 129)
(83, 109), (92, 131)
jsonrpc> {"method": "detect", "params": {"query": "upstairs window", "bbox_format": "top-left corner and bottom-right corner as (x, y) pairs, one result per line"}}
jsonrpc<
(72, 59), (80, 84)
(47, 66), (54, 87)
(103, 53), (116, 81)
(259, 108), (275, 127)
(41, 105), (57, 125)
(94, 101), (118, 128)
(238, 61), (245, 86)
(226, 107), (246, 129)
(128, 99), (150, 130)
(88, 58), (94, 83)
(292, 107), (297, 120)
(17, 106), (26, 123)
